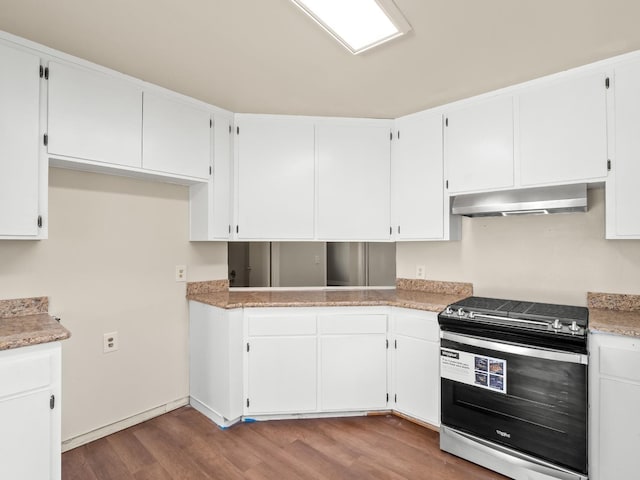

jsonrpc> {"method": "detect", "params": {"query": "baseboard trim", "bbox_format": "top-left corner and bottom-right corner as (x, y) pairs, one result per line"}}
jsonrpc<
(392, 410), (439, 432)
(61, 397), (189, 452)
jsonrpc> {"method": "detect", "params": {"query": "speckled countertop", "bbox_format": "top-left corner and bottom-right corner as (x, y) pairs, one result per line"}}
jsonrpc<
(186, 278), (473, 313)
(0, 297), (71, 351)
(588, 292), (640, 338)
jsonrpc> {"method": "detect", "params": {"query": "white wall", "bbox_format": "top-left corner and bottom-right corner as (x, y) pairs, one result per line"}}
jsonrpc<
(397, 188), (640, 306)
(0, 168), (227, 442)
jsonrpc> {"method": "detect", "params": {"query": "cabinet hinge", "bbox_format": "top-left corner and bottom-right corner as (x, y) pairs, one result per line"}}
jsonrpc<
(246, 398), (250, 408)
(445, 117), (449, 127)
(237, 126), (240, 135)
(39, 65), (44, 78)
(246, 342), (250, 352)
(209, 165), (212, 175)
(607, 159), (612, 171)
(445, 180), (449, 189)
(50, 395), (55, 410)
(43, 133), (48, 146)
(605, 77), (610, 89)
(37, 215), (43, 228)
(44, 67), (49, 80)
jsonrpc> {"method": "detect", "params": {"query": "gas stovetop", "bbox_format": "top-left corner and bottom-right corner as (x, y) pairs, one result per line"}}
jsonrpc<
(438, 296), (589, 353)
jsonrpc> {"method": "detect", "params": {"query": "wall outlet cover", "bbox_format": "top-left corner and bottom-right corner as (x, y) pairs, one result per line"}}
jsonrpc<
(416, 265), (426, 279)
(175, 265), (187, 282)
(103, 332), (119, 353)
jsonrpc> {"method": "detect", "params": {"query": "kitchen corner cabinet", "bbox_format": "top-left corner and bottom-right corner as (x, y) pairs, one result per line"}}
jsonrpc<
(391, 309), (440, 426)
(607, 59), (640, 239)
(519, 70), (609, 187)
(393, 111), (458, 241)
(444, 95), (514, 194)
(589, 332), (640, 480)
(189, 302), (243, 426)
(47, 61), (143, 168)
(317, 121), (392, 240)
(245, 312), (317, 415)
(319, 314), (388, 411)
(142, 92), (211, 180)
(0, 42), (43, 238)
(0, 342), (62, 480)
(190, 114), (233, 240)
(235, 115), (315, 240)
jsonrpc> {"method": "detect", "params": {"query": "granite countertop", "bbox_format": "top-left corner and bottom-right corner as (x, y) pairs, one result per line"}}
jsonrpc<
(0, 297), (71, 351)
(588, 292), (640, 338)
(186, 278), (473, 313)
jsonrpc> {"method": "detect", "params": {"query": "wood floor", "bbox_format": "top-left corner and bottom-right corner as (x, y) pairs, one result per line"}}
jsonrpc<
(62, 407), (509, 480)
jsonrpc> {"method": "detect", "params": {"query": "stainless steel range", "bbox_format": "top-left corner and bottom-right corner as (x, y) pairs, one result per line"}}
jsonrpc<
(438, 296), (588, 480)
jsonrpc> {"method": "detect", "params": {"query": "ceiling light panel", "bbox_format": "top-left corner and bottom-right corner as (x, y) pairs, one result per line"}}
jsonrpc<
(291, 0), (411, 54)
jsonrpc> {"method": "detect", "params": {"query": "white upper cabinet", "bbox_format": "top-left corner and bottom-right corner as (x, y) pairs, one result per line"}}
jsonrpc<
(393, 111), (446, 240)
(235, 115), (315, 240)
(519, 70), (609, 186)
(607, 60), (640, 238)
(142, 92), (210, 180)
(444, 95), (514, 194)
(0, 43), (41, 237)
(317, 121), (392, 240)
(47, 61), (142, 168)
(189, 114), (233, 240)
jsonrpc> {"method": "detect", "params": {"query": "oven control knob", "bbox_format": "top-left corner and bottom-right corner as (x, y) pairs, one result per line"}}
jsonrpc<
(552, 319), (563, 329)
(457, 308), (466, 317)
(569, 320), (580, 332)
(445, 307), (453, 315)
(468, 311), (476, 319)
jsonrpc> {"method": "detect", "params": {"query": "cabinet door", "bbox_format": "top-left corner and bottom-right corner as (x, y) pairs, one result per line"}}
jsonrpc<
(0, 44), (40, 237)
(317, 122), (391, 240)
(519, 70), (608, 186)
(47, 61), (142, 168)
(393, 112), (444, 240)
(0, 389), (52, 479)
(142, 92), (210, 179)
(610, 61), (640, 237)
(320, 334), (387, 411)
(394, 336), (439, 425)
(189, 115), (232, 240)
(444, 95), (514, 193)
(247, 336), (317, 414)
(236, 115), (315, 239)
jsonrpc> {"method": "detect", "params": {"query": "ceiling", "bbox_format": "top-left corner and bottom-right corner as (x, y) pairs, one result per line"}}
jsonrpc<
(1, 0), (640, 118)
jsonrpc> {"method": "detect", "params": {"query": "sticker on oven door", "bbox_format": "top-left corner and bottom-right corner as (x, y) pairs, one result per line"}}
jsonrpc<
(440, 348), (507, 394)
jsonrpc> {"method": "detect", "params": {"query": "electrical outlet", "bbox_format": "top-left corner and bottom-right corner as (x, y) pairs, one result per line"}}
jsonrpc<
(103, 332), (119, 353)
(416, 265), (426, 279)
(175, 265), (187, 282)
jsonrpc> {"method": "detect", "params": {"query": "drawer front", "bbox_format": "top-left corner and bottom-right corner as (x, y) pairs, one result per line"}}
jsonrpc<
(0, 352), (51, 398)
(600, 343), (640, 383)
(319, 314), (387, 335)
(395, 313), (439, 341)
(248, 314), (316, 336)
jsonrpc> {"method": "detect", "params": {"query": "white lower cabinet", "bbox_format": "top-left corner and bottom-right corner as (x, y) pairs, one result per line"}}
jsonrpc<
(319, 314), (388, 411)
(391, 308), (440, 426)
(0, 342), (61, 480)
(189, 304), (442, 428)
(589, 332), (640, 480)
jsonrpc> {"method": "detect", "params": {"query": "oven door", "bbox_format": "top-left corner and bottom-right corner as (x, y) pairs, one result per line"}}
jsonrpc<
(440, 331), (588, 475)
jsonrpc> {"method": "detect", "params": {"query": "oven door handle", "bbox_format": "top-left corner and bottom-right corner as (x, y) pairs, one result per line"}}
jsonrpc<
(441, 331), (588, 365)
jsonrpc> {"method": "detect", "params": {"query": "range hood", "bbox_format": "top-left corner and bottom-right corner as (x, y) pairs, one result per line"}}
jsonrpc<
(451, 184), (588, 217)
